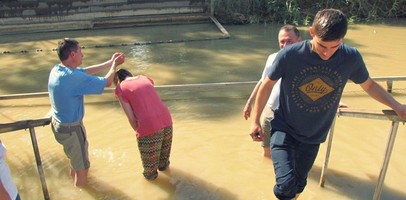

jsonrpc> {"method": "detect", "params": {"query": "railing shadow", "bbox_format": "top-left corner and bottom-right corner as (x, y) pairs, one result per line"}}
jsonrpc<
(309, 165), (406, 200)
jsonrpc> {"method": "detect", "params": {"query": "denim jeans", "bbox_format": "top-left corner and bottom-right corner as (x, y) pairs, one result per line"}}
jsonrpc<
(271, 131), (320, 199)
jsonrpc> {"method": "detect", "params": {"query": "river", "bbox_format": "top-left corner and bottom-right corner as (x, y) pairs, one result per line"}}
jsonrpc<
(0, 21), (405, 200)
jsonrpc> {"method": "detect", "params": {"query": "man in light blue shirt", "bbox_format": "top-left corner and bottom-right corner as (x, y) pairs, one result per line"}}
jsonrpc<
(48, 38), (125, 187)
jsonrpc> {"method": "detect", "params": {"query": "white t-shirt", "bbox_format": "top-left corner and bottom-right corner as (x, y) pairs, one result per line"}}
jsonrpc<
(260, 52), (281, 111)
(0, 141), (18, 200)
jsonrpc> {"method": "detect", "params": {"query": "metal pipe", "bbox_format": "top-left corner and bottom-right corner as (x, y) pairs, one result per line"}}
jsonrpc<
(320, 109), (405, 200)
(29, 127), (50, 200)
(373, 121), (400, 200)
(1, 75), (404, 100)
(319, 115), (337, 187)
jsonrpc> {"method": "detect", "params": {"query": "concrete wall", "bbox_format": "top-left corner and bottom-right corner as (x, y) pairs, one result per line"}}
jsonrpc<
(0, 0), (210, 34)
(0, 0), (208, 24)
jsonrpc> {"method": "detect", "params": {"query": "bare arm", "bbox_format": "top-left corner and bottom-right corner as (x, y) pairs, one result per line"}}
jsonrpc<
(360, 77), (406, 119)
(118, 95), (138, 131)
(249, 77), (276, 140)
(243, 80), (262, 120)
(245, 54), (275, 119)
(85, 52), (125, 75)
(104, 53), (125, 87)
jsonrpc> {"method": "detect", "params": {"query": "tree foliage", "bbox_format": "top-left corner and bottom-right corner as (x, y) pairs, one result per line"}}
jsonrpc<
(213, 0), (406, 25)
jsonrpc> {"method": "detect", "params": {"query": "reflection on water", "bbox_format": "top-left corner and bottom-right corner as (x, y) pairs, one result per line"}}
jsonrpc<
(0, 22), (406, 200)
(129, 45), (152, 71)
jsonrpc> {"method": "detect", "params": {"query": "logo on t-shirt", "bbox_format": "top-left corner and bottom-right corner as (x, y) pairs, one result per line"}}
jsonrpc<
(299, 78), (334, 101)
(291, 66), (343, 112)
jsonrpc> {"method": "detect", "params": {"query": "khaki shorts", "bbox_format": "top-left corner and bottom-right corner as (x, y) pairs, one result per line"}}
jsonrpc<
(51, 119), (90, 170)
(260, 106), (274, 148)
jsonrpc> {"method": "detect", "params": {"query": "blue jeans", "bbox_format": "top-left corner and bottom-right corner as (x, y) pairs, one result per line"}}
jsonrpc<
(271, 131), (320, 200)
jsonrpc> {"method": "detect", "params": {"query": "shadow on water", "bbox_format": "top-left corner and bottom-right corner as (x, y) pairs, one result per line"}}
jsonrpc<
(1, 128), (133, 200)
(84, 179), (136, 200)
(7, 151), (135, 200)
(0, 30), (261, 121)
(7, 150), (237, 200)
(308, 165), (406, 200)
(2, 21), (406, 97)
(156, 167), (238, 200)
(84, 167), (238, 200)
(0, 24), (275, 95)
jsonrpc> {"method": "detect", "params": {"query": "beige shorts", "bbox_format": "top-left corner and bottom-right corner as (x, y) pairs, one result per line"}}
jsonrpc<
(260, 106), (275, 148)
(51, 119), (90, 170)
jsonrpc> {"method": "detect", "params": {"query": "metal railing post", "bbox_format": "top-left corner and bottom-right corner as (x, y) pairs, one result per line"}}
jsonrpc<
(319, 115), (337, 187)
(386, 80), (393, 93)
(373, 121), (400, 200)
(319, 109), (405, 200)
(29, 127), (50, 200)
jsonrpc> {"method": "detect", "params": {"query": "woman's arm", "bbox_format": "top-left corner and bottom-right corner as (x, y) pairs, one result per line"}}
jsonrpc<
(118, 95), (138, 131)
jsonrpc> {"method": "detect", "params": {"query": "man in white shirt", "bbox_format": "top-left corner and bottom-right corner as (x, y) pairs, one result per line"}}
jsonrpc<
(243, 25), (302, 157)
(0, 141), (20, 200)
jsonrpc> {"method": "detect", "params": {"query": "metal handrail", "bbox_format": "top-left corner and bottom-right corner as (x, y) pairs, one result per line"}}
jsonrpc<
(0, 117), (51, 200)
(1, 75), (405, 100)
(319, 109), (405, 200)
(0, 81), (257, 100)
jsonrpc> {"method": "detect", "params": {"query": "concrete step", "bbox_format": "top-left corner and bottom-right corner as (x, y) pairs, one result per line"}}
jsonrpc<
(92, 13), (211, 28)
(0, 1), (209, 35)
(0, 13), (210, 35)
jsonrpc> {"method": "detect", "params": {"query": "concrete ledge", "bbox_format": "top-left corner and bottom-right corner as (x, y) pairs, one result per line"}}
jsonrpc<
(0, 0), (210, 35)
(0, 5), (204, 25)
(0, 6), (208, 35)
(92, 13), (210, 28)
(0, 13), (211, 35)
(0, 21), (94, 35)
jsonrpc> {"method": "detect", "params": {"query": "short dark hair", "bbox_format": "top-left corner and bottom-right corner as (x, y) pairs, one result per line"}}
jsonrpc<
(280, 24), (300, 38)
(114, 68), (133, 85)
(57, 38), (79, 61)
(312, 9), (348, 41)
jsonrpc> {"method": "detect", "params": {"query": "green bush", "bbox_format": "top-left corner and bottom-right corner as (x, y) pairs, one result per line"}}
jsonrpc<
(212, 0), (406, 25)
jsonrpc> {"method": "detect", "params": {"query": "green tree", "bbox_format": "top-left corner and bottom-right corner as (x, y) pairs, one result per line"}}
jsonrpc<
(212, 0), (405, 25)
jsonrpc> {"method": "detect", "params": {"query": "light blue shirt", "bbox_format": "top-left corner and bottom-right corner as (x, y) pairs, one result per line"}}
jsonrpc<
(48, 64), (107, 123)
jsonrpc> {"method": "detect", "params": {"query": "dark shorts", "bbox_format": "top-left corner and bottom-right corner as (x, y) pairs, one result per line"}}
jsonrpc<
(51, 118), (90, 170)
